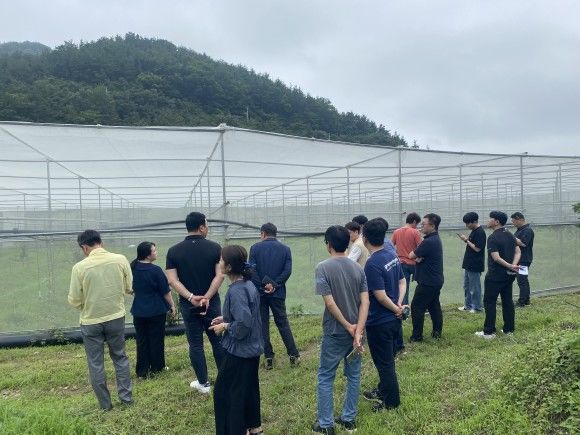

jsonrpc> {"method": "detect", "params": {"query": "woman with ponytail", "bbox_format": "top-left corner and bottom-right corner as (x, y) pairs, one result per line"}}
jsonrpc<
(130, 241), (176, 378)
(210, 245), (264, 435)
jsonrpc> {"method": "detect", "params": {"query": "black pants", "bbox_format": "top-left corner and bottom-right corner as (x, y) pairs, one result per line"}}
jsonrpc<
(366, 320), (401, 408)
(180, 300), (225, 384)
(260, 296), (299, 359)
(214, 352), (261, 435)
(133, 313), (167, 377)
(516, 264), (531, 305)
(410, 283), (443, 341)
(483, 276), (515, 334)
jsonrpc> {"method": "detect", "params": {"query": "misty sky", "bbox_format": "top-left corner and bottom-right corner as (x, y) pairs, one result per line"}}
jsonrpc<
(1, 0), (579, 155)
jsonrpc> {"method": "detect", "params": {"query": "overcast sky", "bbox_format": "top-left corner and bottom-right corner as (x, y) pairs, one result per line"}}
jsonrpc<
(1, 0), (579, 155)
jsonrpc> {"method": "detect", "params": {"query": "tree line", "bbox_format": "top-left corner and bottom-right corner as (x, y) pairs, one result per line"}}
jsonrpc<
(0, 34), (407, 147)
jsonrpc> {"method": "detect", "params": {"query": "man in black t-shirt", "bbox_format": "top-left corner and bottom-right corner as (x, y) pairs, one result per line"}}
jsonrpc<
(408, 213), (444, 342)
(475, 211), (521, 339)
(457, 212), (486, 313)
(166, 212), (225, 394)
(511, 212), (535, 307)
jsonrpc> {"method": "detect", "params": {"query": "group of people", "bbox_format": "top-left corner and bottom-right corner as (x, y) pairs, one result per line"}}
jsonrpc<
(67, 209), (534, 434)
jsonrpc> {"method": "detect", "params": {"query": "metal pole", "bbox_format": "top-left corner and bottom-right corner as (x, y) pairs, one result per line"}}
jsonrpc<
(46, 160), (52, 231)
(459, 166), (463, 219)
(358, 182), (362, 211)
(220, 133), (228, 239)
(397, 149), (403, 226)
(110, 193), (114, 226)
(519, 156), (525, 211)
(346, 166), (351, 217)
(207, 163), (211, 215)
(429, 180), (433, 210)
(558, 164), (563, 220)
(98, 187), (102, 226)
(265, 191), (269, 221)
(480, 174), (484, 213)
(78, 177), (83, 228)
(281, 185), (286, 229)
(306, 177), (311, 230)
(199, 170), (204, 211)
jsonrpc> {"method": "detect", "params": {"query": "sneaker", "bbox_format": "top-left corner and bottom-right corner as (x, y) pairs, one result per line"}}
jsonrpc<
(458, 306), (468, 311)
(362, 388), (381, 403)
(431, 331), (442, 339)
(474, 331), (496, 339)
(264, 358), (274, 370)
(469, 309), (476, 314)
(335, 417), (357, 432)
(312, 422), (335, 434)
(372, 400), (397, 412)
(290, 355), (301, 367)
(501, 329), (514, 335)
(409, 336), (423, 343)
(190, 380), (211, 394)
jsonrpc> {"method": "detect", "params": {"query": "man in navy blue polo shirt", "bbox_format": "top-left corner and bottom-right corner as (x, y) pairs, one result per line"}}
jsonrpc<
(408, 213), (444, 342)
(249, 222), (300, 370)
(361, 218), (406, 411)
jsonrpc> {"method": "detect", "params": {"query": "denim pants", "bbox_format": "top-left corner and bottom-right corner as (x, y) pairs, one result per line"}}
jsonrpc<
(317, 333), (362, 428)
(463, 270), (482, 311)
(401, 263), (415, 305)
(366, 320), (401, 408)
(260, 296), (299, 359)
(80, 316), (132, 409)
(180, 299), (225, 384)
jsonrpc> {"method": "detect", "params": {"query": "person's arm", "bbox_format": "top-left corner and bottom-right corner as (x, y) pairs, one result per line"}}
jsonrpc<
(372, 290), (403, 316)
(397, 277), (406, 306)
(460, 235), (482, 252)
(165, 268), (205, 306)
(347, 244), (362, 262)
(274, 248), (292, 287)
(248, 245), (261, 290)
(211, 288), (252, 339)
(204, 263), (225, 300)
(354, 291), (369, 349)
(322, 294), (356, 336)
(68, 265), (83, 309)
(490, 252), (519, 272)
(123, 259), (133, 295)
(513, 245), (522, 266)
(156, 269), (176, 315)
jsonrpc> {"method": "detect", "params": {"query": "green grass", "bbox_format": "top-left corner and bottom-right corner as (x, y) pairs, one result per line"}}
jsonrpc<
(0, 294), (578, 434)
(1, 225), (579, 332)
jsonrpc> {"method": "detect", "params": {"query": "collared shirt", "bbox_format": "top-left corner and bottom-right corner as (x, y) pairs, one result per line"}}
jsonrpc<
(68, 247), (133, 325)
(249, 237), (292, 299)
(347, 236), (369, 267)
(514, 224), (534, 265)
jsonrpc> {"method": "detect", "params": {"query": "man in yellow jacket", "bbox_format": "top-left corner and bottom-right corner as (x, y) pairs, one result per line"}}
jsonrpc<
(68, 230), (133, 410)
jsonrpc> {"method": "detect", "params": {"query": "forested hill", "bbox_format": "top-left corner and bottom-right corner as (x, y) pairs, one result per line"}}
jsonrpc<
(0, 33), (406, 146)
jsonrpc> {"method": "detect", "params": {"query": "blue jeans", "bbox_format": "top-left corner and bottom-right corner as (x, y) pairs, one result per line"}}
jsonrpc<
(463, 270), (482, 311)
(317, 333), (362, 428)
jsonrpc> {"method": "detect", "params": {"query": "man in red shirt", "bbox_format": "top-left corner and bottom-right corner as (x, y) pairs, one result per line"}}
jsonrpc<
(391, 212), (422, 305)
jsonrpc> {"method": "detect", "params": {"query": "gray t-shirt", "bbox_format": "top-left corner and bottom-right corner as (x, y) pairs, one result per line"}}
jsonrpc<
(315, 256), (368, 336)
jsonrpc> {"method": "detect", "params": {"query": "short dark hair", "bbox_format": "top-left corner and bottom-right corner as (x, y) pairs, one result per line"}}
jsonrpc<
(462, 212), (479, 224)
(77, 229), (102, 247)
(324, 225), (350, 253)
(489, 210), (508, 226)
(186, 212), (206, 232)
(373, 217), (389, 232)
(345, 221), (361, 232)
(424, 213), (441, 230)
(352, 215), (368, 226)
(221, 245), (253, 281)
(363, 218), (386, 246)
(406, 212), (421, 225)
(260, 222), (277, 237)
(510, 212), (525, 220)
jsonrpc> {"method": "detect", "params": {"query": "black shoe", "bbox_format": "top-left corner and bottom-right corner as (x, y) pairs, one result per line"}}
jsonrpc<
(312, 422), (335, 434)
(264, 358), (273, 370)
(121, 400), (134, 407)
(431, 331), (442, 339)
(409, 336), (423, 343)
(335, 417), (357, 432)
(362, 388), (381, 403)
(290, 355), (301, 367)
(372, 401), (397, 412)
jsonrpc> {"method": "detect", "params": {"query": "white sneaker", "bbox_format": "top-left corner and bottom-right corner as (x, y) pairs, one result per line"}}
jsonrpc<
(501, 329), (513, 335)
(190, 380), (211, 394)
(475, 331), (496, 339)
(469, 309), (476, 314)
(458, 306), (468, 311)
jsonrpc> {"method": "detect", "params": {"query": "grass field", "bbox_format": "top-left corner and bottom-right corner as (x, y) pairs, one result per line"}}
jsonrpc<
(0, 293), (578, 434)
(0, 225), (579, 332)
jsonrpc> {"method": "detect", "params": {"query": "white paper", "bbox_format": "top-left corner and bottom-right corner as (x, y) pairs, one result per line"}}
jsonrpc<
(518, 266), (529, 275)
